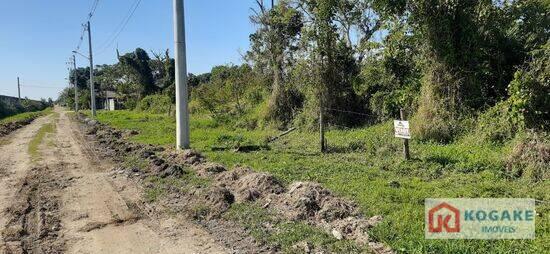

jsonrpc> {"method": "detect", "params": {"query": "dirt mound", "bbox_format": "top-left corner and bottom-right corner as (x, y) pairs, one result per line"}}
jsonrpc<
(200, 186), (235, 218)
(228, 172), (285, 202)
(77, 114), (393, 253)
(0, 118), (34, 137)
(158, 164), (185, 178)
(275, 182), (358, 222)
(179, 149), (206, 165)
(215, 166), (253, 182)
(328, 216), (383, 245)
(196, 162), (227, 177)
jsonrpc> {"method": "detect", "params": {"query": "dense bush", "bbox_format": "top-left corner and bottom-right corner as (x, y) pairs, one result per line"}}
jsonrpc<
(506, 131), (550, 182)
(191, 64), (268, 127)
(135, 94), (173, 114)
(0, 97), (50, 120)
(475, 101), (521, 144)
(413, 61), (462, 143)
(56, 0), (548, 143)
(508, 43), (550, 131)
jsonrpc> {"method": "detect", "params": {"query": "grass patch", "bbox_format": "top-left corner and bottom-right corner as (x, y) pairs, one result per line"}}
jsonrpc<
(0, 107), (52, 124)
(87, 110), (550, 253)
(28, 122), (56, 160)
(144, 170), (211, 203)
(122, 154), (150, 172)
(224, 203), (362, 253)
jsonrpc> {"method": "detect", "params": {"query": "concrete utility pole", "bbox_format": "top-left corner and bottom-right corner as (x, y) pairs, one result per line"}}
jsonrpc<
(17, 77), (21, 101)
(87, 21), (96, 117)
(173, 0), (190, 150)
(72, 55), (79, 112)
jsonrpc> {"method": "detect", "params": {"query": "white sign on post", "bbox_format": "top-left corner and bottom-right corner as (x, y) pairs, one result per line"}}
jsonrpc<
(394, 120), (411, 139)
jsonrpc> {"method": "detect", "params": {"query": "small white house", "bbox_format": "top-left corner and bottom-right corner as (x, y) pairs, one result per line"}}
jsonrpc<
(101, 91), (119, 111)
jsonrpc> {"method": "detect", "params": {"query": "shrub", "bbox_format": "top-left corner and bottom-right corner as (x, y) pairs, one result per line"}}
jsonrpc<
(0, 97), (49, 120)
(413, 61), (462, 143)
(212, 134), (268, 151)
(475, 101), (522, 144)
(135, 94), (173, 114)
(508, 43), (550, 131)
(506, 131), (550, 182)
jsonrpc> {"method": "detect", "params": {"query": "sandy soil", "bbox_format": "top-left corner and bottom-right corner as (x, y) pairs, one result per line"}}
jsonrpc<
(0, 108), (228, 254)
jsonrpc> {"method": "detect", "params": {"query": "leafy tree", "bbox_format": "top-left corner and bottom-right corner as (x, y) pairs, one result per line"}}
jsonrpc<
(118, 48), (157, 98)
(508, 42), (550, 131)
(296, 0), (363, 126)
(248, 0), (303, 125)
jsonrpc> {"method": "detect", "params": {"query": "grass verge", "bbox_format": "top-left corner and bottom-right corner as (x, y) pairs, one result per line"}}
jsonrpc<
(86, 110), (550, 253)
(224, 203), (363, 253)
(0, 107), (52, 124)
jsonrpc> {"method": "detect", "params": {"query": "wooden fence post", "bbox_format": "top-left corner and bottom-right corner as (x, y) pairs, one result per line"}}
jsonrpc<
(320, 103), (326, 153)
(400, 109), (410, 160)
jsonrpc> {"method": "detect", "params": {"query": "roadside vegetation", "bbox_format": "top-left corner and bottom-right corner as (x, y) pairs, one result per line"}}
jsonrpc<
(70, 0), (548, 253)
(88, 109), (549, 253)
(0, 108), (53, 139)
(0, 96), (52, 120)
(0, 107), (52, 125)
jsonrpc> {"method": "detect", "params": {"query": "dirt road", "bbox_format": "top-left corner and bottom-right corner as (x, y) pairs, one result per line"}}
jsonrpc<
(0, 108), (228, 254)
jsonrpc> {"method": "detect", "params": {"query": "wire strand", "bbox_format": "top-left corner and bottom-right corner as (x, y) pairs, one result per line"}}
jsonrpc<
(20, 85), (66, 89)
(72, 0), (100, 56)
(96, 0), (142, 56)
(96, 0), (140, 51)
(325, 107), (370, 117)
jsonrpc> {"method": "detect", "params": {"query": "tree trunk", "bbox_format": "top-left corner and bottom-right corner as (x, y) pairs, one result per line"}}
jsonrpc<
(267, 60), (285, 122)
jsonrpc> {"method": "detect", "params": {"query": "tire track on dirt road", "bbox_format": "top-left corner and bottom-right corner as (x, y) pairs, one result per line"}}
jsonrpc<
(1, 108), (229, 254)
(0, 114), (53, 253)
(57, 109), (228, 253)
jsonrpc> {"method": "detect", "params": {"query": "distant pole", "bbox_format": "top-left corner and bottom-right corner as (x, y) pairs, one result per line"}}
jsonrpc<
(72, 55), (79, 112)
(17, 77), (21, 101)
(173, 0), (190, 150)
(400, 109), (410, 160)
(87, 21), (96, 117)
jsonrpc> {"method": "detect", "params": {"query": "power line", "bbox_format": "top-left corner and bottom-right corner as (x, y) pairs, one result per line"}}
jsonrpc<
(20, 85), (66, 89)
(88, 0), (100, 20)
(19, 79), (65, 88)
(96, 0), (140, 51)
(96, 0), (142, 56)
(73, 0), (100, 54)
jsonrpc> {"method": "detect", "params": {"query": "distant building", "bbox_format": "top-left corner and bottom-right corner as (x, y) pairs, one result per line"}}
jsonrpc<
(99, 90), (120, 111)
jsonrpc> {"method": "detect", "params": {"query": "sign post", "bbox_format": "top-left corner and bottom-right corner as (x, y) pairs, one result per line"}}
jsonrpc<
(394, 109), (411, 160)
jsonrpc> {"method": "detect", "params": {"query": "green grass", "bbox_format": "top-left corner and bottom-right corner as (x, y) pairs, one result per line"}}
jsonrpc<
(0, 107), (52, 124)
(28, 122), (56, 160)
(225, 203), (363, 253)
(87, 110), (550, 253)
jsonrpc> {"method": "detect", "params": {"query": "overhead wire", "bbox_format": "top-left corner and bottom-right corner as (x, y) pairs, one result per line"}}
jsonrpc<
(19, 79), (67, 90)
(20, 85), (66, 89)
(96, 0), (142, 56)
(72, 0), (100, 54)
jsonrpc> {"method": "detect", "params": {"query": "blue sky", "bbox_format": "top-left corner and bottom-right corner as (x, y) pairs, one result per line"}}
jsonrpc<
(0, 0), (256, 100)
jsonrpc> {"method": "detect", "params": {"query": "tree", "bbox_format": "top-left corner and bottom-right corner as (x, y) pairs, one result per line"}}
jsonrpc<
(118, 48), (157, 98)
(295, 0), (362, 126)
(248, 0), (303, 125)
